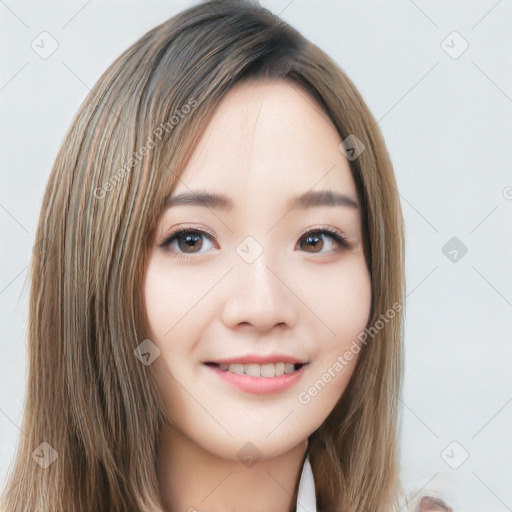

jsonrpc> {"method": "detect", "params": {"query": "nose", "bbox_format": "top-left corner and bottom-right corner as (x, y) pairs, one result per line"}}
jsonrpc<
(221, 253), (299, 332)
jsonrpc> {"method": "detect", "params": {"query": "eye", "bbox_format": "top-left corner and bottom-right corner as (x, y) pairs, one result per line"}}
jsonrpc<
(297, 228), (351, 254)
(158, 226), (351, 256)
(159, 228), (216, 255)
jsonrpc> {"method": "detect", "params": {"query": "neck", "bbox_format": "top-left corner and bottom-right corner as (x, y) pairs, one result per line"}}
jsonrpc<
(157, 425), (308, 512)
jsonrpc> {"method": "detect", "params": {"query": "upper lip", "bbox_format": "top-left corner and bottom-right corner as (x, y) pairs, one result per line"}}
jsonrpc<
(205, 353), (307, 365)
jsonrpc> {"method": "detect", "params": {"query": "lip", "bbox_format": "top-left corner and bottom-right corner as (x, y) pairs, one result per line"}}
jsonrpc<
(204, 353), (307, 365)
(205, 363), (307, 395)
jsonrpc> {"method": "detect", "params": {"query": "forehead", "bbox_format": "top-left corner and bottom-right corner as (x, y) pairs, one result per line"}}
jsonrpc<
(173, 79), (357, 201)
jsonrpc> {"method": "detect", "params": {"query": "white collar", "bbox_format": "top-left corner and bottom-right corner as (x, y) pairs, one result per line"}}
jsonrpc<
(295, 455), (317, 512)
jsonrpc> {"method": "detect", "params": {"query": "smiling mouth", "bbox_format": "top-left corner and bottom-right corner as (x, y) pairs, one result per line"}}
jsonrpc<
(204, 362), (307, 378)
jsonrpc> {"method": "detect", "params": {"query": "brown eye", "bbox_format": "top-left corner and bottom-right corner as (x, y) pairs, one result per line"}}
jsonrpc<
(176, 232), (203, 253)
(298, 229), (350, 254)
(160, 229), (215, 254)
(299, 233), (324, 253)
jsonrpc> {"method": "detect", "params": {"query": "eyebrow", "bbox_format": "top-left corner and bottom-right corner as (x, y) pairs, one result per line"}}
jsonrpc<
(163, 189), (359, 211)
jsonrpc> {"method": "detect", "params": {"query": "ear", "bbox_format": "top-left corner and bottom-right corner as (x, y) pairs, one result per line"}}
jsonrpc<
(415, 494), (452, 512)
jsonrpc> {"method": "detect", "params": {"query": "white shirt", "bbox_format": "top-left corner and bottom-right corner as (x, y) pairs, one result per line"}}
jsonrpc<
(294, 456), (317, 512)
(294, 457), (452, 512)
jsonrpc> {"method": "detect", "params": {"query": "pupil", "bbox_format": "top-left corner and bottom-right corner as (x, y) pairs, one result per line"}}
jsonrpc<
(179, 233), (201, 253)
(304, 235), (322, 252)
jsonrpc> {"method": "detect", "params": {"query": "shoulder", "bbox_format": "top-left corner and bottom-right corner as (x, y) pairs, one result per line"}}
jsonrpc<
(413, 494), (452, 511)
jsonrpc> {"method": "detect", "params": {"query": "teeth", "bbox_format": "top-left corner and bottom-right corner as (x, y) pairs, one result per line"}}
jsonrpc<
(260, 363), (274, 378)
(245, 364), (260, 377)
(284, 363), (295, 374)
(217, 362), (301, 377)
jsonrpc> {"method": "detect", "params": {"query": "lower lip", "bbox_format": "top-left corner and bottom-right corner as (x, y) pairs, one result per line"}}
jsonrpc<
(205, 364), (307, 395)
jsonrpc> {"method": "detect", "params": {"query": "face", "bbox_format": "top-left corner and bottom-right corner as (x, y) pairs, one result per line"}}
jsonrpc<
(144, 80), (372, 460)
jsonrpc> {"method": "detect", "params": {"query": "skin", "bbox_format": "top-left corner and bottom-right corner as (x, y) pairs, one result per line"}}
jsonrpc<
(144, 79), (372, 512)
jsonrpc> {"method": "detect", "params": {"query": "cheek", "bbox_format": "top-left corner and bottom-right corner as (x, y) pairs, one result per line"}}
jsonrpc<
(143, 257), (216, 386)
(143, 262), (196, 412)
(143, 257), (213, 342)
(296, 257), (371, 412)
(303, 255), (372, 343)
(330, 265), (372, 342)
(143, 266), (163, 339)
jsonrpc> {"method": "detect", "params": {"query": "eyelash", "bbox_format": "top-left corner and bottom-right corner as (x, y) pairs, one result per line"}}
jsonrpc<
(158, 226), (352, 255)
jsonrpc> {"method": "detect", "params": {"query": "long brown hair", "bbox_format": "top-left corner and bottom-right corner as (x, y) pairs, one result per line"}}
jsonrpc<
(1, 1), (405, 510)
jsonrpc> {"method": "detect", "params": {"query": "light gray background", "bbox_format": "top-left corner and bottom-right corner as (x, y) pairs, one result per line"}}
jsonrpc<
(1, 1), (511, 509)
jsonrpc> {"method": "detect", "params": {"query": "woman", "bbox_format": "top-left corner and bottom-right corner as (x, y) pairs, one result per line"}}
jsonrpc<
(0, 1), (452, 511)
